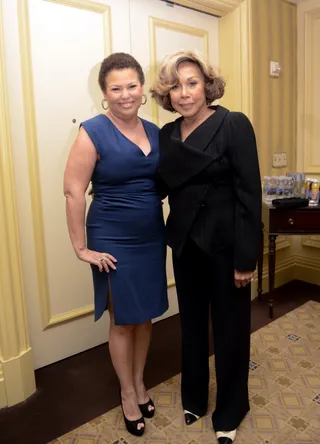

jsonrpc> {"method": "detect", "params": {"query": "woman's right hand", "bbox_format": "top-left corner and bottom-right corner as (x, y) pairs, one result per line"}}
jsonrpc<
(77, 248), (117, 273)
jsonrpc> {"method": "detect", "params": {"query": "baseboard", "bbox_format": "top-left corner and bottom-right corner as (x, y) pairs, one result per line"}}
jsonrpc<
(251, 254), (320, 299)
(1, 347), (36, 407)
(251, 256), (296, 299)
(0, 366), (7, 408)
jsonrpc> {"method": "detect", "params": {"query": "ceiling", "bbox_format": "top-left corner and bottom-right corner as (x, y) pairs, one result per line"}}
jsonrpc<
(288, 0), (311, 3)
(169, 0), (244, 17)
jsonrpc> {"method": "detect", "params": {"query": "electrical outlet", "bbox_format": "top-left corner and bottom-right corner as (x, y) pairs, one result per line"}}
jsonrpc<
(272, 153), (281, 168)
(280, 152), (287, 167)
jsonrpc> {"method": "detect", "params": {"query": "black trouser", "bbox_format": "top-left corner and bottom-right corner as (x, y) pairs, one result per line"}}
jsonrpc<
(172, 238), (251, 431)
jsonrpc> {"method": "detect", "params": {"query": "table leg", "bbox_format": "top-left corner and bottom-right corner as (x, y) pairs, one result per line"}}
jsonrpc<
(268, 234), (277, 319)
(257, 225), (264, 301)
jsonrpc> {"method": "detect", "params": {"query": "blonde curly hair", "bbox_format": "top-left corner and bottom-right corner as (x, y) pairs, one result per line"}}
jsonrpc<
(150, 50), (225, 112)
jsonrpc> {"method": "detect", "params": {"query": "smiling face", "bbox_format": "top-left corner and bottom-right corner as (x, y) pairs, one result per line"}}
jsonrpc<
(169, 61), (207, 118)
(103, 68), (144, 119)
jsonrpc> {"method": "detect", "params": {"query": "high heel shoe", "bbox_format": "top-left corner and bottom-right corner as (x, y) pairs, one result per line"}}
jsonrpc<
(119, 390), (145, 437)
(139, 398), (155, 418)
(216, 429), (237, 443)
(184, 409), (200, 425)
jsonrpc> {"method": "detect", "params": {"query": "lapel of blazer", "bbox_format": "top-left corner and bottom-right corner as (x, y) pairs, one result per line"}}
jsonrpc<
(159, 105), (229, 189)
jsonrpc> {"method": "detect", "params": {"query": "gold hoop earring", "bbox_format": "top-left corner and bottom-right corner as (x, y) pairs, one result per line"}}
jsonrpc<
(101, 99), (109, 110)
(141, 94), (147, 105)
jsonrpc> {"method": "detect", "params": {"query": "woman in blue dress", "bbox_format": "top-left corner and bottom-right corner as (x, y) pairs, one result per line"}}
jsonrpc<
(64, 53), (168, 437)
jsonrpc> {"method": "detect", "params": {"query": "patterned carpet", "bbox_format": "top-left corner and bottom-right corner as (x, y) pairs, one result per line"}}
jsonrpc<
(51, 301), (320, 444)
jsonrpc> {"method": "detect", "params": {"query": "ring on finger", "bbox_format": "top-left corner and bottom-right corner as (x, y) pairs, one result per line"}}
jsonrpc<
(99, 257), (104, 263)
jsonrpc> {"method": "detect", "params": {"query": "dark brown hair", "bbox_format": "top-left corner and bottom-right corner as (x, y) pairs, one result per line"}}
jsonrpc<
(98, 52), (145, 93)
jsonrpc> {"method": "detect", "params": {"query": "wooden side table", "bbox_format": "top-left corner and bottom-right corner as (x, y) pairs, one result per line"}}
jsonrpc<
(258, 203), (320, 318)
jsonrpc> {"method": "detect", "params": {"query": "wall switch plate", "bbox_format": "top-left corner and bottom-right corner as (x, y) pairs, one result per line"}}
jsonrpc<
(272, 153), (281, 168)
(280, 152), (287, 167)
(270, 61), (281, 77)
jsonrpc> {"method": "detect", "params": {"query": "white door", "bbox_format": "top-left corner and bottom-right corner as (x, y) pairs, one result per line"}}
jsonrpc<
(130, 0), (220, 319)
(2, 0), (219, 369)
(2, 0), (131, 369)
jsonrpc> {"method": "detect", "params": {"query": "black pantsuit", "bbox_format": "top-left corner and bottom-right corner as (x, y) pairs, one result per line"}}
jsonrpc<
(158, 105), (261, 432)
(173, 238), (251, 431)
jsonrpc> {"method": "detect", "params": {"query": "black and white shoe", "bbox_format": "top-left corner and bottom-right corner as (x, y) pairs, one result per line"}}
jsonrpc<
(216, 429), (237, 443)
(184, 409), (201, 425)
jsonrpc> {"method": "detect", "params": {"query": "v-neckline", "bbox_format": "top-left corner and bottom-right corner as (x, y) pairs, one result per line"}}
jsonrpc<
(179, 107), (217, 143)
(102, 114), (152, 157)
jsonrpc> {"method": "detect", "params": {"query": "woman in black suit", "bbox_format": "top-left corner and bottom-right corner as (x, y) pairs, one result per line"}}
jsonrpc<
(150, 51), (261, 444)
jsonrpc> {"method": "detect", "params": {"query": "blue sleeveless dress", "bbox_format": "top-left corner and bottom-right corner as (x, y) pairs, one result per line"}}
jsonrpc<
(81, 114), (168, 325)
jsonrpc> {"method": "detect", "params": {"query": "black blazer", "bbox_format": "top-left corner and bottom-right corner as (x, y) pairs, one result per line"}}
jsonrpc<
(158, 105), (262, 272)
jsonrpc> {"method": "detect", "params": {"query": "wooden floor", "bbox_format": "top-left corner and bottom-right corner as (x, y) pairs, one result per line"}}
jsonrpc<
(0, 280), (319, 444)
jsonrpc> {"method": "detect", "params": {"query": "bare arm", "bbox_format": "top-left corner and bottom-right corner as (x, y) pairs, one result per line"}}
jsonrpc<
(64, 127), (96, 257)
(63, 127), (117, 272)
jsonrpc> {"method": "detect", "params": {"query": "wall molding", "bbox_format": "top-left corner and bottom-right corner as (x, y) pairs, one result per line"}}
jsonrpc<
(48, 304), (95, 327)
(0, 0), (35, 407)
(303, 7), (320, 173)
(17, 0), (112, 330)
(252, 255), (296, 297)
(302, 235), (320, 249)
(263, 235), (292, 256)
(252, 253), (320, 298)
(259, 255), (296, 281)
(295, 253), (320, 286)
(149, 16), (209, 126)
(43, 0), (113, 55)
(47, 278), (176, 327)
(276, 237), (292, 251)
(239, 0), (253, 120)
(295, 253), (320, 270)
(170, 0), (244, 17)
(0, 365), (6, 409)
(218, 0), (253, 116)
(1, 347), (35, 407)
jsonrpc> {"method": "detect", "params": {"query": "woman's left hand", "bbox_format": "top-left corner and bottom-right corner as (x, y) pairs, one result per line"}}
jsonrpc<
(234, 270), (254, 288)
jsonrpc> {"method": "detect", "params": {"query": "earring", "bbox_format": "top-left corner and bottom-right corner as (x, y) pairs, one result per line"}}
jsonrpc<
(101, 99), (109, 110)
(141, 94), (147, 105)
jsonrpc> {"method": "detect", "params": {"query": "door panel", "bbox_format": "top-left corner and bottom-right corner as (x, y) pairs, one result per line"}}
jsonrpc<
(28, 0), (109, 316)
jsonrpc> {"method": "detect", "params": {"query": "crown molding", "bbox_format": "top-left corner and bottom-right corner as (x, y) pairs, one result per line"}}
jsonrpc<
(168, 0), (244, 17)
